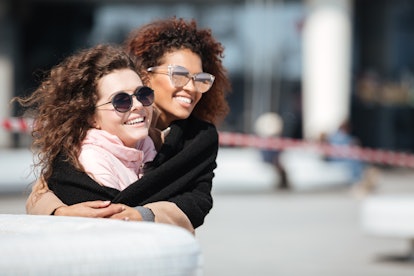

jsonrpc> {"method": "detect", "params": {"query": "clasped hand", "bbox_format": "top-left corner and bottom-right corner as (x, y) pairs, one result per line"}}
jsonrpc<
(53, 200), (142, 221)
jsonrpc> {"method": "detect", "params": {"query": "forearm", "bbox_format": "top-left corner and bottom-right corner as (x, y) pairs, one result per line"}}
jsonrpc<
(170, 186), (213, 229)
(144, 201), (194, 234)
(26, 190), (67, 215)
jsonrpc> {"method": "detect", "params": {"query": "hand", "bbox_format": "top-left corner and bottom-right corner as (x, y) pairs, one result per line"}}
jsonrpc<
(54, 201), (125, 218)
(107, 204), (143, 221)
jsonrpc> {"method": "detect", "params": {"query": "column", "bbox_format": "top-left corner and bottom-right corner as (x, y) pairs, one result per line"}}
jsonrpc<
(302, 0), (352, 140)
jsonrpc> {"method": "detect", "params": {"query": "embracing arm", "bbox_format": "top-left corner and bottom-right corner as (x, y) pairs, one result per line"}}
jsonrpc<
(26, 171), (194, 232)
(113, 117), (218, 229)
(168, 170), (214, 229)
(26, 179), (67, 215)
(26, 178), (128, 218)
(144, 201), (194, 234)
(162, 118), (217, 228)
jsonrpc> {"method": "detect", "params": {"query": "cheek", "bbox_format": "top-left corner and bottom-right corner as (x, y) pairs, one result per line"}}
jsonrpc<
(149, 76), (164, 91)
(194, 93), (203, 105)
(95, 112), (124, 131)
(151, 76), (173, 96)
(154, 88), (173, 107)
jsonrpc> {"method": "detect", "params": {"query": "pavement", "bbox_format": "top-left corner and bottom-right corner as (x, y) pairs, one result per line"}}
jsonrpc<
(197, 168), (414, 276)
(1, 147), (414, 275)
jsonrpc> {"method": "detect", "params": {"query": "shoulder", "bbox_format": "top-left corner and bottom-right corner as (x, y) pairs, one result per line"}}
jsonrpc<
(79, 145), (117, 170)
(167, 116), (218, 147)
(182, 117), (219, 151)
(79, 144), (110, 160)
(188, 115), (216, 128)
(182, 116), (218, 138)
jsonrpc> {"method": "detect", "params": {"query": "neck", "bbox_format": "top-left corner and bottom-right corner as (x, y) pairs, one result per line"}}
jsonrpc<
(154, 114), (171, 130)
(152, 106), (171, 130)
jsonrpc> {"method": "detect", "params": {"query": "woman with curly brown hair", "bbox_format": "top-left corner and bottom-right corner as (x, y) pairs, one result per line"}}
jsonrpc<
(16, 43), (158, 214)
(26, 17), (231, 233)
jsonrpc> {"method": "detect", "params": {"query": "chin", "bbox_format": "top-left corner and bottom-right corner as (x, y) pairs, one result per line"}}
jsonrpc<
(131, 131), (149, 140)
(174, 110), (193, 120)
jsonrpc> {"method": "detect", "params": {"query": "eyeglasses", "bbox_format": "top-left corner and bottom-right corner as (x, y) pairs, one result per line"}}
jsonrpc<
(96, 86), (154, 113)
(147, 65), (215, 93)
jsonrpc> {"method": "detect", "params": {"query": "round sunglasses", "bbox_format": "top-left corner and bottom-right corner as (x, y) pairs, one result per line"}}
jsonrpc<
(96, 86), (154, 113)
(147, 65), (215, 93)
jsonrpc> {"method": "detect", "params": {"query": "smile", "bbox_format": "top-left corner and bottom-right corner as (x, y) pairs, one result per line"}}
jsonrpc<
(124, 117), (145, 125)
(174, 96), (192, 104)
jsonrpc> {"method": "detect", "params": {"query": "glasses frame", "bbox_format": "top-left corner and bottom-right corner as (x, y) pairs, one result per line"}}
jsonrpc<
(96, 86), (154, 113)
(147, 65), (215, 93)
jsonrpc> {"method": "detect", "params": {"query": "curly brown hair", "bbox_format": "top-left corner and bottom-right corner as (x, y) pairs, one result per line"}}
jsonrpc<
(13, 44), (136, 182)
(124, 17), (231, 125)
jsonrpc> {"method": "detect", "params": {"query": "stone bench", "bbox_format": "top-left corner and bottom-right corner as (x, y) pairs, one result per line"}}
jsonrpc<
(0, 214), (202, 275)
(360, 195), (414, 260)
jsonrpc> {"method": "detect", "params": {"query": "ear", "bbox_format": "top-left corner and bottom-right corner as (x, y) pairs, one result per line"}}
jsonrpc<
(143, 71), (152, 87)
(88, 116), (100, 129)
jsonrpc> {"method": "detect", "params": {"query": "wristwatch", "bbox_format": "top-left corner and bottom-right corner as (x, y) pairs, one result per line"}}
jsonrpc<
(135, 206), (155, 222)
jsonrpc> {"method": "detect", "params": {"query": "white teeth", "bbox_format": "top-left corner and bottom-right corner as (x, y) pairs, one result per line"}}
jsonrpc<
(175, 96), (192, 104)
(125, 118), (144, 125)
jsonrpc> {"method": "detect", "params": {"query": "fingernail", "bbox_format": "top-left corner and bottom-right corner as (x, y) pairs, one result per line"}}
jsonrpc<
(124, 217), (130, 221)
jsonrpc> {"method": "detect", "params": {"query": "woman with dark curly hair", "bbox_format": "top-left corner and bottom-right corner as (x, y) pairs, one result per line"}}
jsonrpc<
(25, 17), (231, 233)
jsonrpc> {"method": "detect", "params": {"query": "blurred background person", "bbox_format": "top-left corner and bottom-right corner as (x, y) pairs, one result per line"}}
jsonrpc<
(254, 112), (289, 189)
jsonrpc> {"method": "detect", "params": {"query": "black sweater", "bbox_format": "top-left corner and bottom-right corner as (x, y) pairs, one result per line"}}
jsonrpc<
(48, 116), (218, 229)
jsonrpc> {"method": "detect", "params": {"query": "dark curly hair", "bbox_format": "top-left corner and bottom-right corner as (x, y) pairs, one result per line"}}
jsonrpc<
(13, 44), (136, 183)
(124, 17), (231, 125)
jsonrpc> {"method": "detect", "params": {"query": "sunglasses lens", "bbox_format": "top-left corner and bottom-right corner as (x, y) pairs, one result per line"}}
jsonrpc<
(112, 92), (132, 113)
(170, 66), (214, 93)
(194, 73), (214, 93)
(171, 66), (191, 87)
(135, 86), (154, 106)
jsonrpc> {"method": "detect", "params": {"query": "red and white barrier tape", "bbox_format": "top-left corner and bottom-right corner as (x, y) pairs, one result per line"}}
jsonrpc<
(1, 117), (33, 133)
(219, 132), (414, 168)
(2, 117), (414, 168)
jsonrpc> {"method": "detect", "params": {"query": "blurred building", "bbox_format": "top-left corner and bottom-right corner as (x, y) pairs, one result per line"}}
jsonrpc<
(352, 0), (414, 152)
(1, 0), (414, 153)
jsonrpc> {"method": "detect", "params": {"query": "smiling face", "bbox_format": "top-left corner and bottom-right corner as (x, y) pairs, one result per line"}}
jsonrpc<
(93, 69), (152, 148)
(148, 49), (203, 129)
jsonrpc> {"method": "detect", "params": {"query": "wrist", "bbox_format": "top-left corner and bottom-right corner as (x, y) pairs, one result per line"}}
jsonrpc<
(51, 206), (65, 216)
(135, 206), (155, 222)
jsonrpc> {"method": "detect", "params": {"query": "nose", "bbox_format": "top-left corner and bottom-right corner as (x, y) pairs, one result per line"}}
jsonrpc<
(182, 77), (198, 92)
(130, 96), (144, 111)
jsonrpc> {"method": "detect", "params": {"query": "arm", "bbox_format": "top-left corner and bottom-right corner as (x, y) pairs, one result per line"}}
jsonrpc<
(27, 179), (193, 232)
(26, 178), (67, 215)
(144, 201), (194, 234)
(26, 171), (200, 233)
(29, 154), (194, 230)
(150, 118), (217, 229)
(167, 169), (214, 229)
(27, 163), (194, 232)
(112, 117), (217, 229)
(26, 178), (128, 218)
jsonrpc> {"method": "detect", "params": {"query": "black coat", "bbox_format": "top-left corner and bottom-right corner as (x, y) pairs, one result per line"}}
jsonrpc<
(48, 116), (218, 228)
